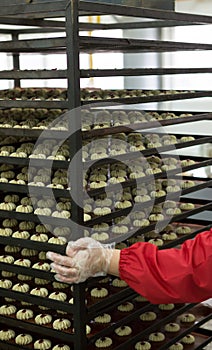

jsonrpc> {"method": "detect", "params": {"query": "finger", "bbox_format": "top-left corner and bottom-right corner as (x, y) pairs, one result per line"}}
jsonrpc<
(55, 272), (80, 284)
(66, 237), (96, 254)
(66, 243), (80, 257)
(51, 263), (75, 276)
(66, 240), (87, 256)
(47, 252), (74, 267)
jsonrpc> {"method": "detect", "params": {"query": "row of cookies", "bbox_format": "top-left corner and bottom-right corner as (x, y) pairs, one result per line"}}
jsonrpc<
(0, 109), (193, 131)
(0, 88), (192, 101)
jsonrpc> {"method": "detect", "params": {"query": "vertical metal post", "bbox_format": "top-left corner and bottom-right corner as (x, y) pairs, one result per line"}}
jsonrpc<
(72, 283), (88, 350)
(65, 0), (84, 239)
(12, 33), (20, 87)
(65, 2), (87, 349)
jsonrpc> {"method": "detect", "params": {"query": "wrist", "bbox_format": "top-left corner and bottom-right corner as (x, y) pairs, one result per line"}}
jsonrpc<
(106, 249), (120, 276)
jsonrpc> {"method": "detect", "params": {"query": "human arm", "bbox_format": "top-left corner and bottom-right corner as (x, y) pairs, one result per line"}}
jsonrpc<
(47, 229), (212, 304)
(119, 229), (212, 303)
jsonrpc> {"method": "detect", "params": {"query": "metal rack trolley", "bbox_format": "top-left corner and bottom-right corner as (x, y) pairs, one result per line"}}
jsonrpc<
(0, 1), (211, 349)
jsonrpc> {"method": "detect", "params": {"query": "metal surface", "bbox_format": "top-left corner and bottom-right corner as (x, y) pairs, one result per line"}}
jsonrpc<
(79, 20), (204, 31)
(11, 33), (20, 88)
(66, 0), (84, 240)
(3, 36), (212, 53)
(81, 67), (212, 77)
(0, 1), (211, 349)
(83, 0), (174, 10)
(79, 0), (212, 24)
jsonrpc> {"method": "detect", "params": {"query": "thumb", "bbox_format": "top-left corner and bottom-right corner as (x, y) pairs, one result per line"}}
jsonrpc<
(66, 237), (99, 256)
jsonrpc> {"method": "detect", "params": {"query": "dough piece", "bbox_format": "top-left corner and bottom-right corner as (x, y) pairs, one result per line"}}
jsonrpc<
(111, 225), (128, 235)
(181, 159), (196, 167)
(166, 208), (182, 216)
(0, 329), (15, 340)
(109, 176), (125, 184)
(90, 181), (107, 189)
(151, 204), (163, 213)
(180, 313), (196, 323)
(158, 304), (175, 310)
(34, 339), (52, 349)
(16, 309), (34, 320)
(5, 246), (20, 254)
(93, 207), (111, 216)
(161, 164), (176, 171)
(95, 198), (112, 208)
(12, 231), (30, 239)
(133, 219), (150, 227)
(115, 200), (132, 209)
(52, 210), (70, 218)
(4, 194), (19, 203)
(148, 332), (165, 342)
(94, 313), (111, 324)
(0, 228), (13, 236)
(115, 326), (132, 336)
(0, 304), (16, 316)
(30, 287), (49, 297)
(150, 190), (166, 198)
(149, 214), (164, 222)
(32, 262), (50, 271)
(164, 323), (180, 332)
(21, 248), (38, 257)
(179, 203), (195, 211)
(180, 136), (195, 142)
(49, 291), (67, 301)
(91, 232), (109, 241)
(34, 208), (52, 216)
(30, 233), (48, 242)
(146, 167), (162, 175)
(168, 343), (184, 350)
(140, 311), (157, 321)
(19, 221), (35, 230)
(16, 204), (33, 213)
(90, 287), (108, 298)
(117, 302), (134, 312)
(0, 202), (16, 211)
(148, 238), (164, 247)
(12, 283), (30, 293)
(52, 346), (70, 350)
(135, 341), (152, 350)
(48, 237), (66, 245)
(181, 180), (195, 189)
(112, 278), (128, 288)
(134, 195), (151, 203)
(35, 314), (52, 325)
(14, 258), (31, 267)
(163, 201), (177, 209)
(162, 232), (178, 241)
(53, 318), (71, 330)
(176, 226), (191, 235)
(0, 255), (14, 264)
(52, 281), (69, 290)
(181, 334), (195, 344)
(95, 337), (113, 348)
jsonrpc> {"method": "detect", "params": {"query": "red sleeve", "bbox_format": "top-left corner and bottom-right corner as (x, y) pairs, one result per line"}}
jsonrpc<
(119, 229), (212, 304)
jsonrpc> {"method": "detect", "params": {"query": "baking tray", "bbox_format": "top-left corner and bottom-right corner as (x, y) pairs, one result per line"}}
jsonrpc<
(87, 303), (211, 350)
(83, 112), (212, 139)
(86, 160), (212, 198)
(0, 111), (210, 140)
(84, 138), (212, 168)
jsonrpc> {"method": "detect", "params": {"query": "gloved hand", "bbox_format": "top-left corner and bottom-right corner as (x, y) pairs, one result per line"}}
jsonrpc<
(47, 237), (115, 284)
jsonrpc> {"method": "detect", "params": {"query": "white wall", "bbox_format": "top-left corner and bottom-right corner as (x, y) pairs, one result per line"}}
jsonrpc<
(0, 16), (124, 90)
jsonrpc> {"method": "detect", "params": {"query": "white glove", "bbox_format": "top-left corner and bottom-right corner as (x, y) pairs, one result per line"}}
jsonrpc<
(201, 298), (212, 308)
(47, 237), (115, 284)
